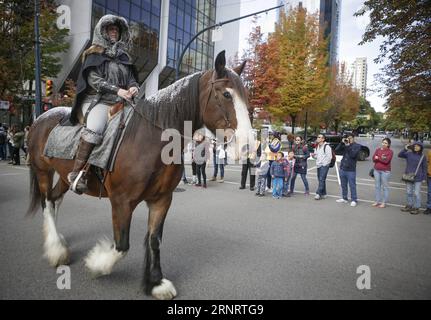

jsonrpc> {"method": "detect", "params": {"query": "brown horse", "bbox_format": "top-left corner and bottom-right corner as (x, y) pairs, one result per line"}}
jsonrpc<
(26, 51), (253, 299)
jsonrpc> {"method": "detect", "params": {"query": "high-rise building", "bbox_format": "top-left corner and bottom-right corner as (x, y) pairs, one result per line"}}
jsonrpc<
(277, 0), (341, 65)
(351, 57), (367, 98)
(53, 0), (217, 97)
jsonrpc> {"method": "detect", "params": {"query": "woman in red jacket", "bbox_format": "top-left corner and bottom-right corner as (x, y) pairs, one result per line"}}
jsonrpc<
(372, 138), (393, 208)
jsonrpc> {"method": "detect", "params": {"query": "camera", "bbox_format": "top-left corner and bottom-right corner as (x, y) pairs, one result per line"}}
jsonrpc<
(343, 138), (349, 144)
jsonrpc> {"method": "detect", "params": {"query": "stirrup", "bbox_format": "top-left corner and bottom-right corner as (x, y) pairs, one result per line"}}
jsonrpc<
(70, 170), (86, 194)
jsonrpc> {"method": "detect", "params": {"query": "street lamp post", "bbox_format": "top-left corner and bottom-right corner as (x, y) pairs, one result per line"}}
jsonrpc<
(34, 0), (42, 118)
(175, 4), (284, 81)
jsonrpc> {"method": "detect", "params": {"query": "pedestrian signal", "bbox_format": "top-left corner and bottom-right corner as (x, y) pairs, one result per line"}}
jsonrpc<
(45, 80), (53, 97)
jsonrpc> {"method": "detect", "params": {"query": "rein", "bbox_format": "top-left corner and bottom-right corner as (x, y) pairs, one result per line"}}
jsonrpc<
(129, 72), (236, 146)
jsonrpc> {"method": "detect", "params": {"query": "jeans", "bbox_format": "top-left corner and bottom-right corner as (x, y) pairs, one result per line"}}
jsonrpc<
(0, 143), (6, 160)
(272, 177), (284, 198)
(266, 160), (274, 188)
(256, 175), (266, 195)
(212, 154), (224, 178)
(196, 163), (207, 185)
(290, 172), (309, 193)
(339, 169), (357, 202)
(374, 170), (391, 204)
(283, 173), (292, 196)
(316, 165), (330, 196)
(406, 181), (422, 209)
(427, 177), (431, 209)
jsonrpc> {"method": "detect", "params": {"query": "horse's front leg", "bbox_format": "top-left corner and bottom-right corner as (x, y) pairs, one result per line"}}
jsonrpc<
(84, 196), (134, 276)
(144, 193), (177, 300)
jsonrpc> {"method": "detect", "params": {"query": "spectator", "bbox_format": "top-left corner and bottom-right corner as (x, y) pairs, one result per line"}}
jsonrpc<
(311, 134), (332, 200)
(335, 133), (361, 207)
(239, 138), (260, 191)
(271, 151), (287, 199)
(290, 136), (310, 195)
(372, 138), (394, 208)
(282, 150), (295, 197)
(255, 154), (270, 197)
(0, 125), (6, 161)
(210, 138), (226, 183)
(425, 149), (431, 215)
(194, 134), (209, 188)
(265, 132), (279, 191)
(399, 142), (427, 214)
(10, 124), (25, 166)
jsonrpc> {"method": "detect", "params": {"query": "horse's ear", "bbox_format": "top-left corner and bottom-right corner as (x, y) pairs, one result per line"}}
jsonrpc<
(214, 50), (226, 78)
(233, 60), (247, 76)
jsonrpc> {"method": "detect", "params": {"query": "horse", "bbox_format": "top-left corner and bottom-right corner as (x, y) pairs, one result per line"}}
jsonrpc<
(26, 51), (253, 299)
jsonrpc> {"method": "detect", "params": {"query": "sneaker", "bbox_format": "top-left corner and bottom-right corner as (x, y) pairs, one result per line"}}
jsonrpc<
(195, 183), (202, 187)
(250, 187), (255, 191)
(314, 194), (321, 200)
(210, 176), (216, 181)
(410, 208), (420, 215)
(401, 205), (412, 212)
(336, 199), (348, 203)
(239, 186), (246, 190)
(218, 178), (224, 183)
(372, 202), (379, 207)
(202, 184), (207, 188)
(350, 201), (357, 207)
(377, 203), (386, 208)
(423, 208), (431, 215)
(305, 191), (310, 196)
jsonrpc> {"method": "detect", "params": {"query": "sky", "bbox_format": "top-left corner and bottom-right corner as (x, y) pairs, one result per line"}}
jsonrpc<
(234, 0), (387, 113)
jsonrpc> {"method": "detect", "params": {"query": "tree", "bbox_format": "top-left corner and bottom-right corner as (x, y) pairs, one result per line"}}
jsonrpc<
(268, 7), (329, 134)
(322, 63), (360, 133)
(355, 1), (431, 130)
(0, 0), (69, 100)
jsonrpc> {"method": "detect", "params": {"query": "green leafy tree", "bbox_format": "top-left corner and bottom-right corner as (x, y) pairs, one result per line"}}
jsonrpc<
(355, 1), (431, 131)
(0, 0), (69, 100)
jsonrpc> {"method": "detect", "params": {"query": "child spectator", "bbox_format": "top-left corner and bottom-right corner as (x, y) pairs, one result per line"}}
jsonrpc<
(283, 150), (295, 197)
(271, 151), (287, 199)
(255, 154), (270, 197)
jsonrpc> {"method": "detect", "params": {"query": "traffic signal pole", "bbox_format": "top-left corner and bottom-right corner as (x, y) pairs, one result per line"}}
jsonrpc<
(34, 0), (42, 118)
(175, 4), (284, 81)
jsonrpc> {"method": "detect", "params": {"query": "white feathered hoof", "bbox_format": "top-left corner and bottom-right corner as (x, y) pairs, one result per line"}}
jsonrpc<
(43, 234), (70, 267)
(84, 238), (125, 277)
(152, 279), (177, 300)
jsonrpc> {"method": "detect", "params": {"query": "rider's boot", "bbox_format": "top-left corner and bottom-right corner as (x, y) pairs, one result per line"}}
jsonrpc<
(67, 129), (102, 194)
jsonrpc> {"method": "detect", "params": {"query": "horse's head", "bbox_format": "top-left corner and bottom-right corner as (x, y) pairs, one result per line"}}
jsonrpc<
(199, 51), (255, 161)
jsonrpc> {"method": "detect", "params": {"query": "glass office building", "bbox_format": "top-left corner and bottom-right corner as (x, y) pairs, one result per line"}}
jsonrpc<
(55, 0), (217, 94)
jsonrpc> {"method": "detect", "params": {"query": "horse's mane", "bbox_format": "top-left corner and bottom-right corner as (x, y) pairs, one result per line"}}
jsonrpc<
(125, 72), (204, 140)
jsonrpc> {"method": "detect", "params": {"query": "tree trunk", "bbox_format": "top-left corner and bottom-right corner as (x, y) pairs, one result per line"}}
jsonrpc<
(334, 119), (339, 134)
(291, 114), (296, 135)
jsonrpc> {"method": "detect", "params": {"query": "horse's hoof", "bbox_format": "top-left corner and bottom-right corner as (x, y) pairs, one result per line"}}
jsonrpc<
(44, 234), (70, 267)
(84, 238), (125, 277)
(152, 279), (177, 300)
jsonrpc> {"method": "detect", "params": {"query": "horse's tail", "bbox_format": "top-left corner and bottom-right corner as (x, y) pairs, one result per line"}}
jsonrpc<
(27, 165), (43, 216)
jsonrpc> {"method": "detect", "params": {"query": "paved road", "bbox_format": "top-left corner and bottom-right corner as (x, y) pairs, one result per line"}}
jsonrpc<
(1, 138), (430, 299)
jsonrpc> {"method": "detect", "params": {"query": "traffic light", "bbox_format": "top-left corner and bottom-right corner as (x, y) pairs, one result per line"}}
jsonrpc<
(45, 80), (53, 97)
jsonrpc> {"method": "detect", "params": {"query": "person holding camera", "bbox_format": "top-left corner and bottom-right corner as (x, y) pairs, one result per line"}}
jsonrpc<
(398, 142), (427, 214)
(335, 133), (361, 207)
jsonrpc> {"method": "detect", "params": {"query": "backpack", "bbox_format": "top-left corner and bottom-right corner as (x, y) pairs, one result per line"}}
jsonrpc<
(324, 144), (336, 168)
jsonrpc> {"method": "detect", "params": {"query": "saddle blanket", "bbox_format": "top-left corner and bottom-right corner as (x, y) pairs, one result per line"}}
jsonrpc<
(43, 105), (134, 171)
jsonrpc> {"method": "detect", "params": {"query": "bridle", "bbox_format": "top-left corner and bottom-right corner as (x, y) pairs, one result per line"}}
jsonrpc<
(202, 72), (233, 129)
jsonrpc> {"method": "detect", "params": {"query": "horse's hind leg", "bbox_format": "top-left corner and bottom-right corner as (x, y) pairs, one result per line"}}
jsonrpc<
(143, 193), (177, 300)
(41, 172), (70, 267)
(84, 197), (133, 276)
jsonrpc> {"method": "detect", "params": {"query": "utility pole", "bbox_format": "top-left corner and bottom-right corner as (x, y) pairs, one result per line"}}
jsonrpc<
(34, 0), (42, 118)
(175, 4), (284, 81)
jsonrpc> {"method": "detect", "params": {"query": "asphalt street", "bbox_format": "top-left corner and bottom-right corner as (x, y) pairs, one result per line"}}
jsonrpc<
(1, 137), (430, 300)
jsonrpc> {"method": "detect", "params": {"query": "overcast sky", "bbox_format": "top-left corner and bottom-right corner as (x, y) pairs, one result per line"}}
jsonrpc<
(235, 0), (387, 113)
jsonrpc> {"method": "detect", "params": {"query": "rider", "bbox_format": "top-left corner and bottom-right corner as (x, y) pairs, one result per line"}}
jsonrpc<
(68, 14), (139, 194)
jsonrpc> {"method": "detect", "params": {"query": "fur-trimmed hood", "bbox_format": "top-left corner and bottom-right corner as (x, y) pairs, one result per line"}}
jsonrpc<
(92, 14), (130, 58)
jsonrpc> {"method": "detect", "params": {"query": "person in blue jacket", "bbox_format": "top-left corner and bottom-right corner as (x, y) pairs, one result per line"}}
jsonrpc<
(335, 133), (362, 207)
(398, 141), (428, 215)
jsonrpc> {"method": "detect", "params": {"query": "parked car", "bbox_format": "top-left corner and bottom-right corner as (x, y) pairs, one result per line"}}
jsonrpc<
(306, 135), (370, 161)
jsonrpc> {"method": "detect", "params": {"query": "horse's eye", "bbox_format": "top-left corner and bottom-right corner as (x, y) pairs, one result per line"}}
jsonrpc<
(223, 91), (232, 99)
